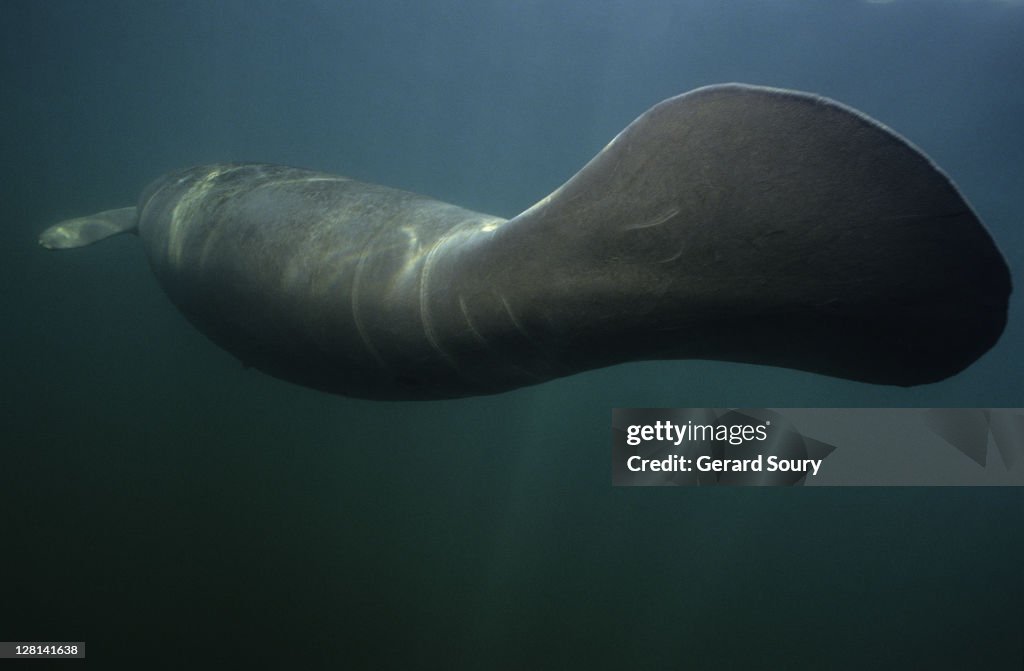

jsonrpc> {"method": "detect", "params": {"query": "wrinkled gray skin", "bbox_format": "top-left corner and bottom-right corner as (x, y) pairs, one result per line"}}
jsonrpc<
(40, 84), (1011, 400)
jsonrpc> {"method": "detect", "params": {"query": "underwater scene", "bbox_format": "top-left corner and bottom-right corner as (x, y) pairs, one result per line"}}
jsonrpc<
(2, 0), (1022, 667)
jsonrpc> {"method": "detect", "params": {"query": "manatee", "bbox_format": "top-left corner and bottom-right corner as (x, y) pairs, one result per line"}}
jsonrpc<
(39, 84), (1011, 400)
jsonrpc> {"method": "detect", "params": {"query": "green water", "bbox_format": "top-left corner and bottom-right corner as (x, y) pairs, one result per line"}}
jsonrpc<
(2, 1), (1021, 667)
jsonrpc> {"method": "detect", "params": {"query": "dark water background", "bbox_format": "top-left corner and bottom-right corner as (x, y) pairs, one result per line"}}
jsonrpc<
(2, 0), (1022, 667)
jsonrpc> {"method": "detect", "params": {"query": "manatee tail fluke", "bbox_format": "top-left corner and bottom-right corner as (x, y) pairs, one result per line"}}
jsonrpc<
(39, 206), (138, 250)
(497, 83), (1011, 385)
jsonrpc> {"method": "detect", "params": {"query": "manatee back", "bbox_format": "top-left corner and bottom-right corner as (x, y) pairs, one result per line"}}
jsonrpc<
(135, 164), (508, 398)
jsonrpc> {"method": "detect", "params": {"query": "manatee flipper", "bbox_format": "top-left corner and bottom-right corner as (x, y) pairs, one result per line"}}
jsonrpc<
(39, 206), (137, 249)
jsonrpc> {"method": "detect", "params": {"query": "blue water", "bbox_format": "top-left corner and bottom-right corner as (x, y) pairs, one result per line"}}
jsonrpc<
(2, 1), (1021, 667)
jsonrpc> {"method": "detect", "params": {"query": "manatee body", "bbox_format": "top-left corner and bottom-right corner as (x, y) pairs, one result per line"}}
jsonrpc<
(40, 84), (1011, 400)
